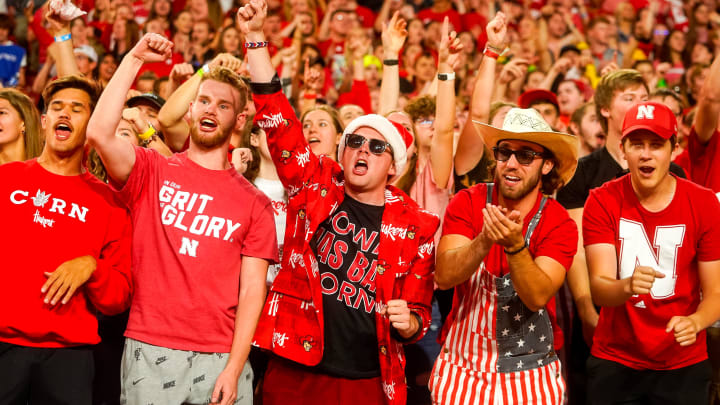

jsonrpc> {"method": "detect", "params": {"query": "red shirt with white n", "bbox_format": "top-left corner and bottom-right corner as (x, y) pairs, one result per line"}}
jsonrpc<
(687, 126), (720, 192)
(583, 174), (720, 370)
(117, 147), (279, 353)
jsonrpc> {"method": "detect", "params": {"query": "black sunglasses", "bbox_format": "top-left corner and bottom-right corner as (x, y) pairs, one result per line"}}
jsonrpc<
(492, 146), (546, 165)
(346, 133), (393, 155)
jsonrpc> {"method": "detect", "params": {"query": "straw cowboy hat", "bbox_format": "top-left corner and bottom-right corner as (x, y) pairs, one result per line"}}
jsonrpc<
(473, 108), (579, 186)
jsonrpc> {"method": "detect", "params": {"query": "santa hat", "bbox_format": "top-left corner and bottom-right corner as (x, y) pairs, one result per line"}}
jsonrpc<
(338, 114), (413, 174)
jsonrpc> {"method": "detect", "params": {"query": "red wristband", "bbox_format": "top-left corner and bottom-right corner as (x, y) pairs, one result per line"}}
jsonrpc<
(483, 46), (500, 60)
(303, 92), (318, 99)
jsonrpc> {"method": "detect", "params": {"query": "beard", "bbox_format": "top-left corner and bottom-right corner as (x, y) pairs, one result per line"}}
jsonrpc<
(190, 123), (231, 149)
(496, 167), (542, 200)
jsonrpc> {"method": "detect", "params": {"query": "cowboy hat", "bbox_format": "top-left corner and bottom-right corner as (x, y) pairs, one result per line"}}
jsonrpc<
(473, 108), (579, 186)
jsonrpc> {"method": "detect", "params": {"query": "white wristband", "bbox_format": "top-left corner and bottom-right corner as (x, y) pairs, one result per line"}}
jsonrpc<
(438, 72), (455, 81)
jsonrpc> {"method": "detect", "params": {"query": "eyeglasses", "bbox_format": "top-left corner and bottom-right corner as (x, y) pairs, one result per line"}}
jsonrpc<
(346, 133), (393, 155)
(493, 146), (546, 165)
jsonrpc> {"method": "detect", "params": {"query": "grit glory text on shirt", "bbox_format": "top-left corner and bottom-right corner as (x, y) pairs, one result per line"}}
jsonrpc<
(158, 181), (244, 257)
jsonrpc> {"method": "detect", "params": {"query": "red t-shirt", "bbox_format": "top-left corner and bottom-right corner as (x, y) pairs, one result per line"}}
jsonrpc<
(583, 174), (720, 370)
(441, 184), (577, 349)
(417, 8), (463, 32)
(687, 126), (720, 192)
(0, 160), (133, 348)
(117, 147), (279, 353)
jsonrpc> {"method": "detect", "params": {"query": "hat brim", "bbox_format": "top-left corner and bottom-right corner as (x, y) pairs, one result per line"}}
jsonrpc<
(126, 96), (164, 110)
(473, 120), (579, 187)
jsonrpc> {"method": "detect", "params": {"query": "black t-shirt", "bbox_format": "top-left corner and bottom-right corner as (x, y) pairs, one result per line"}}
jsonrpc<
(556, 146), (687, 209)
(310, 195), (384, 379)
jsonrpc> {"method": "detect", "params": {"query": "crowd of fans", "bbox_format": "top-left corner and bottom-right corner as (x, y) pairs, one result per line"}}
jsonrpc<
(2, 0), (720, 404)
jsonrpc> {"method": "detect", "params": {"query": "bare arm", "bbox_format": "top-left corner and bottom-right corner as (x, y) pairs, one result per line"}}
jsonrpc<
(378, 11), (407, 116)
(694, 51), (720, 144)
(454, 13), (508, 175)
(211, 256), (268, 404)
(45, 9), (80, 77)
(157, 66), (201, 151)
(565, 208), (598, 342)
(431, 17), (461, 189)
(679, 260), (720, 338)
(435, 233), (493, 289)
(239, 1), (278, 84)
(87, 34), (173, 185)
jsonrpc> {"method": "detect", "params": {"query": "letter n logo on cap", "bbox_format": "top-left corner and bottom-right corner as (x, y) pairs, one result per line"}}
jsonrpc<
(636, 105), (655, 120)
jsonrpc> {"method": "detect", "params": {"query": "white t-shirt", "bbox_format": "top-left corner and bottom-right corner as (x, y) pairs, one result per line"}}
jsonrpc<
(254, 177), (287, 285)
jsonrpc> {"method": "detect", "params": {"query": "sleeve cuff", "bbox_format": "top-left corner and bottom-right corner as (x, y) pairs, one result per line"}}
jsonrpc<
(390, 312), (424, 343)
(250, 74), (282, 95)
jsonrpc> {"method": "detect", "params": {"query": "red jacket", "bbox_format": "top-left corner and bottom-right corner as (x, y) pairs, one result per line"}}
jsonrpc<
(252, 88), (439, 405)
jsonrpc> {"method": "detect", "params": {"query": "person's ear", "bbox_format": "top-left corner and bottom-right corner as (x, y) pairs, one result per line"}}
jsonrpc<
(541, 159), (554, 176)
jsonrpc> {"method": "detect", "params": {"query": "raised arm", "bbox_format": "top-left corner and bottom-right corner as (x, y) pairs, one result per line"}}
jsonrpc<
(694, 51), (720, 144)
(87, 34), (173, 185)
(431, 17), (462, 189)
(455, 13), (509, 176)
(378, 11), (407, 116)
(44, 7), (80, 77)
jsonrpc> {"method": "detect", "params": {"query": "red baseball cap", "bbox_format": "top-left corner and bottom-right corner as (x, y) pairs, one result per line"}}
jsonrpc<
(518, 89), (559, 111)
(622, 101), (677, 140)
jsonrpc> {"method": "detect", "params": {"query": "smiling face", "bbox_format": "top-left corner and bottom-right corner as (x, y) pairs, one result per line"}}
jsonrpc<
(494, 139), (553, 201)
(41, 88), (92, 157)
(174, 11), (193, 35)
(621, 130), (674, 193)
(189, 80), (242, 149)
(302, 109), (340, 159)
(340, 126), (396, 194)
(0, 98), (25, 149)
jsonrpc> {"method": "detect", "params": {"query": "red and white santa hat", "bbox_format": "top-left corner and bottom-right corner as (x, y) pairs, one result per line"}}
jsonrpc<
(338, 114), (413, 174)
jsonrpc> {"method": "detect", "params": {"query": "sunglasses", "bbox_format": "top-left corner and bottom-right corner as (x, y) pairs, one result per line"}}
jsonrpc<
(493, 146), (546, 165)
(346, 133), (393, 155)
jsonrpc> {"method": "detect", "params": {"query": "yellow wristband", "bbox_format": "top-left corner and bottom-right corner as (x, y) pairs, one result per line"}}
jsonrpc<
(196, 64), (210, 77)
(138, 125), (156, 141)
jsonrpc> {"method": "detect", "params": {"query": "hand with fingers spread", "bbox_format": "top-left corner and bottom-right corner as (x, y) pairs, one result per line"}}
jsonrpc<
(498, 58), (529, 85)
(381, 299), (419, 339)
(236, 0), (267, 36)
(130, 33), (173, 63)
(482, 204), (525, 252)
(666, 316), (700, 346)
(41, 255), (97, 306)
(486, 11), (508, 50)
(381, 11), (408, 58)
(208, 53), (243, 73)
(627, 265), (665, 295)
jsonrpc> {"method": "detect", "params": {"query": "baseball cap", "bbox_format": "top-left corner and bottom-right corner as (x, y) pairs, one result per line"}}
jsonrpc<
(126, 93), (166, 110)
(518, 89), (559, 111)
(622, 101), (677, 140)
(73, 45), (98, 63)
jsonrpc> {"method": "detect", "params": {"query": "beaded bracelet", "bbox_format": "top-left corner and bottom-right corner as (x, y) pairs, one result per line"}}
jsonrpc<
(244, 41), (269, 49)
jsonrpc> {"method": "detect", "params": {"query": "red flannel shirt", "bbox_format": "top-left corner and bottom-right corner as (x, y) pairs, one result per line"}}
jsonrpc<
(252, 88), (439, 405)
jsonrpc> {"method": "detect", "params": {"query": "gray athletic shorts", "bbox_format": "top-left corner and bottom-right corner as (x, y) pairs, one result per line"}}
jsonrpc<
(120, 338), (253, 405)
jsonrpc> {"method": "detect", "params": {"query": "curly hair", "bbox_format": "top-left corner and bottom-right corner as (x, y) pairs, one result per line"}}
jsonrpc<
(404, 95), (436, 121)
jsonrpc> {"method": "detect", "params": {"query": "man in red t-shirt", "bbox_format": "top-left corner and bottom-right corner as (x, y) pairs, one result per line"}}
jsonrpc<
(0, 76), (133, 405)
(88, 34), (278, 405)
(430, 106), (579, 404)
(583, 101), (720, 404)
